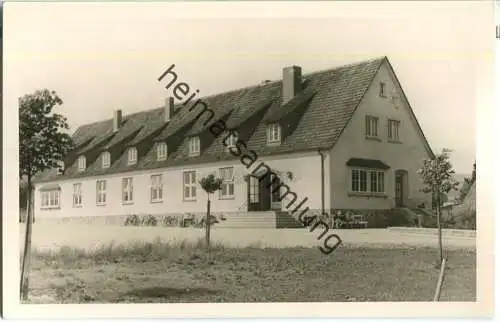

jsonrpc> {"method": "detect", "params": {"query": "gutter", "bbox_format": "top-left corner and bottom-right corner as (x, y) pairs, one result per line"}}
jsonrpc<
(317, 149), (326, 217)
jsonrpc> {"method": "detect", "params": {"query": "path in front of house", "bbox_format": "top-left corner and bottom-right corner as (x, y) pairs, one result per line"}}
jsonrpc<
(19, 223), (476, 252)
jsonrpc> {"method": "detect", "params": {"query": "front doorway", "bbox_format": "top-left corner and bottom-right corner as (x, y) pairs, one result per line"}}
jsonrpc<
(395, 170), (406, 207)
(247, 173), (283, 212)
(247, 175), (271, 212)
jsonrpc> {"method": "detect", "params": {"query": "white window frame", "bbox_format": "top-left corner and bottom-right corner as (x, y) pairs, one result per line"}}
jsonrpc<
(77, 155), (86, 172)
(219, 167), (235, 199)
(365, 115), (379, 138)
(72, 183), (82, 207)
(150, 174), (163, 203)
(157, 142), (168, 161)
(350, 168), (385, 194)
(188, 136), (200, 156)
(225, 133), (238, 151)
(102, 151), (111, 168)
(370, 170), (385, 193)
(122, 177), (134, 204)
(267, 122), (281, 144)
(40, 190), (60, 209)
(128, 147), (138, 165)
(183, 171), (197, 201)
(96, 180), (107, 206)
(388, 119), (400, 142)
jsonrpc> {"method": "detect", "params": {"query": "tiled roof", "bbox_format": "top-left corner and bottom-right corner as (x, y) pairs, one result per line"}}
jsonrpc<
(35, 57), (387, 183)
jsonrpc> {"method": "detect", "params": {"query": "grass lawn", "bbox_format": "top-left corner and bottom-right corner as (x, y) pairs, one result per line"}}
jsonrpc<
(23, 238), (476, 303)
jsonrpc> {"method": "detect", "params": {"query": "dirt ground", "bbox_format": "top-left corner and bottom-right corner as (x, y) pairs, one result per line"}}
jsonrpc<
(24, 241), (476, 304)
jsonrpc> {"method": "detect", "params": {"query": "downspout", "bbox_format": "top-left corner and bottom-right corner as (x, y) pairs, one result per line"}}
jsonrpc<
(317, 149), (325, 217)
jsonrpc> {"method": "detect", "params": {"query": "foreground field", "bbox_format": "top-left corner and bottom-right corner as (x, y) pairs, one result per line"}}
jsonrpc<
(24, 239), (476, 303)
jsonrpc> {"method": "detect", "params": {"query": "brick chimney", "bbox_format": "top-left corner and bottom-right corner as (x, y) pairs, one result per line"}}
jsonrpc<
(282, 65), (302, 104)
(164, 97), (175, 122)
(113, 109), (122, 132)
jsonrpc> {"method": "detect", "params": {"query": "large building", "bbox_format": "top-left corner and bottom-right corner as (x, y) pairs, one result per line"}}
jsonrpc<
(33, 57), (434, 227)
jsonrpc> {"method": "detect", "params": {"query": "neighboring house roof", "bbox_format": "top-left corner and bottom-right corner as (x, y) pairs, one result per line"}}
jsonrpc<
(34, 56), (433, 183)
(452, 181), (476, 215)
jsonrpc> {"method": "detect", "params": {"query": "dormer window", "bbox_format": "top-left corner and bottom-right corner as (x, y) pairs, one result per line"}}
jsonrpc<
(157, 142), (168, 161)
(102, 151), (111, 168)
(77, 155), (86, 172)
(225, 132), (238, 151)
(267, 123), (281, 144)
(128, 147), (137, 165)
(189, 136), (200, 156)
(56, 160), (65, 175)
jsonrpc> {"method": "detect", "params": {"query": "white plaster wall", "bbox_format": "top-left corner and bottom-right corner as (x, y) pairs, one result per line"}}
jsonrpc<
(34, 151), (325, 218)
(329, 60), (433, 210)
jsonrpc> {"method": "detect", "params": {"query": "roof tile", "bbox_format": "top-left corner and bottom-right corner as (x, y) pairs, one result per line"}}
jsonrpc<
(35, 57), (385, 183)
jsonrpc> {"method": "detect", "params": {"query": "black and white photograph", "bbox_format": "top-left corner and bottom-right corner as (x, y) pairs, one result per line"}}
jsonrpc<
(3, 0), (496, 319)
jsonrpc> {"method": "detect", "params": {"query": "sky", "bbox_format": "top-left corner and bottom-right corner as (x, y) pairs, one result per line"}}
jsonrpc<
(4, 1), (493, 174)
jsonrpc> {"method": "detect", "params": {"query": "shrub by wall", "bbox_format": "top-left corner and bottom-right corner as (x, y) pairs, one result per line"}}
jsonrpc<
(124, 214), (159, 227)
(124, 214), (140, 226)
(141, 214), (158, 227)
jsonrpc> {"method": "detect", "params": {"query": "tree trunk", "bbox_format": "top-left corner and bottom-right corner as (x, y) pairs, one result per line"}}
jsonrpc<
(205, 198), (211, 248)
(20, 176), (33, 300)
(436, 189), (443, 264)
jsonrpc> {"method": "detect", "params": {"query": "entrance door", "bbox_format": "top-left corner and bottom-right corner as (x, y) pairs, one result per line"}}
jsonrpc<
(247, 175), (271, 211)
(395, 172), (404, 207)
(270, 173), (282, 211)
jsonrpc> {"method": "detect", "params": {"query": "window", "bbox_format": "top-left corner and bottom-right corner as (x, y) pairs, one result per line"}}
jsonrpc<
(219, 167), (235, 199)
(365, 115), (379, 138)
(77, 155), (86, 172)
(157, 142), (168, 161)
(96, 180), (107, 205)
(379, 82), (386, 97)
(351, 169), (368, 192)
(73, 183), (82, 207)
(267, 123), (281, 144)
(351, 168), (385, 193)
(248, 176), (259, 203)
(102, 151), (111, 168)
(189, 137), (200, 156)
(370, 171), (385, 193)
(128, 147), (137, 165)
(225, 132), (238, 151)
(150, 174), (163, 202)
(41, 190), (60, 209)
(388, 119), (400, 141)
(183, 171), (197, 200)
(122, 177), (133, 203)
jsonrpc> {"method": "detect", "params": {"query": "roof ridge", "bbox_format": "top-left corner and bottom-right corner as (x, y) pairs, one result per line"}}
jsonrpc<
(72, 56), (386, 134)
(192, 56), (386, 102)
(302, 56), (386, 78)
